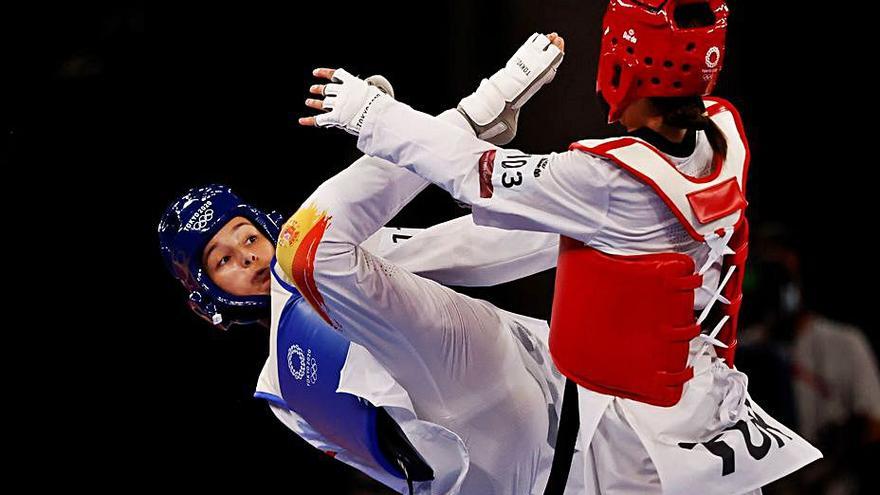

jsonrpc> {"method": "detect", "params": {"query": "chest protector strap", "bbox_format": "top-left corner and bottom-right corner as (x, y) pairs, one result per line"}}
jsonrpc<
(549, 98), (750, 407)
(716, 218), (748, 364)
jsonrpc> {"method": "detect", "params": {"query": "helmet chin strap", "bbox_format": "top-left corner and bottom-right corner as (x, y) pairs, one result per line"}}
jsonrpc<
(597, 91), (614, 124)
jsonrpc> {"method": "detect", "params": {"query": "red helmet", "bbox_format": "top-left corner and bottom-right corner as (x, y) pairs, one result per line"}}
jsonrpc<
(596, 0), (729, 123)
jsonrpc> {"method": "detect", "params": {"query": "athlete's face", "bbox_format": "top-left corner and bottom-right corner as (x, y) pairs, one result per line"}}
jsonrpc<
(203, 217), (274, 297)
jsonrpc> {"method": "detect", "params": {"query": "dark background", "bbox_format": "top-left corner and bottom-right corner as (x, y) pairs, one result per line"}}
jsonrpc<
(8, 0), (873, 491)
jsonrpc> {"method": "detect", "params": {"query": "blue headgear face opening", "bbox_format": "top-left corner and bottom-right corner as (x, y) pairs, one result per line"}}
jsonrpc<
(158, 184), (285, 329)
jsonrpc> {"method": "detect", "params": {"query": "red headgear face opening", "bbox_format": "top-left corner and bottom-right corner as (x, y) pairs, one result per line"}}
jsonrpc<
(596, 0), (729, 123)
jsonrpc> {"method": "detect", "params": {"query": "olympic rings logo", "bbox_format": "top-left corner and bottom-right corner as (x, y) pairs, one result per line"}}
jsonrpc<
(184, 200), (215, 231)
(705, 46), (721, 69)
(287, 344), (318, 386)
(191, 209), (214, 230)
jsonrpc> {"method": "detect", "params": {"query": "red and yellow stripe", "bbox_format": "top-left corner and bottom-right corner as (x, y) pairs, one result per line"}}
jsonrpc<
(276, 204), (337, 328)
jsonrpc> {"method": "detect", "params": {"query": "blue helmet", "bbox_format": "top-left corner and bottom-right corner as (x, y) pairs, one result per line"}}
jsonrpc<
(158, 184), (284, 330)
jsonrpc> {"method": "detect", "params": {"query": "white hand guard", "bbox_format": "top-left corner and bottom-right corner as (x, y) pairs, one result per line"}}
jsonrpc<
(315, 69), (394, 136)
(457, 33), (564, 145)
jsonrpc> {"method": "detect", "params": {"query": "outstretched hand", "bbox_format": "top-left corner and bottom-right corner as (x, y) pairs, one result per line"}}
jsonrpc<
(299, 68), (338, 127)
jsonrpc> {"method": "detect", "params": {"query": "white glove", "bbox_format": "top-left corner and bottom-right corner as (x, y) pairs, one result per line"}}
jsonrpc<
(458, 33), (564, 145)
(314, 69), (394, 136)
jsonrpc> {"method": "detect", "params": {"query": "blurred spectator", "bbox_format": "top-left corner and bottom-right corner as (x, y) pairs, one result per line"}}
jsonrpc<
(739, 227), (880, 494)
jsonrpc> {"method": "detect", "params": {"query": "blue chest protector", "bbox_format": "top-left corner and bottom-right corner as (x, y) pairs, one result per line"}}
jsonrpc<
(260, 286), (405, 479)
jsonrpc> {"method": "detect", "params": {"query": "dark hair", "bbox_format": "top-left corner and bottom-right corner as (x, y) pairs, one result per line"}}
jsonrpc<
(650, 96), (728, 158)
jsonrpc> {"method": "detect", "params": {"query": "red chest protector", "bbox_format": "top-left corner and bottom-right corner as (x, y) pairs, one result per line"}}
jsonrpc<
(548, 98), (751, 407)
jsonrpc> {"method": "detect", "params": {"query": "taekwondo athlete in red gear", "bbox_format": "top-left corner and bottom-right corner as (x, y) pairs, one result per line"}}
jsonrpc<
(299, 3), (823, 493)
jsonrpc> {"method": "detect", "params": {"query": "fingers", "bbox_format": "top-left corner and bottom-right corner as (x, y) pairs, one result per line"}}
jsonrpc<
(305, 98), (324, 111)
(546, 32), (564, 52)
(312, 68), (337, 81)
(302, 68), (340, 127)
(301, 96), (329, 126)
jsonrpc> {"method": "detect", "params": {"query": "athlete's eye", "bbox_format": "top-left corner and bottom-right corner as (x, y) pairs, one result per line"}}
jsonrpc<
(246, 235), (257, 245)
(218, 255), (230, 268)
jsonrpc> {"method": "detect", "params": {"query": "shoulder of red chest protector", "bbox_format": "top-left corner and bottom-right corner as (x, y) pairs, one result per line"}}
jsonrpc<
(702, 97), (752, 234)
(567, 97), (751, 234)
(568, 97), (747, 158)
(703, 96), (751, 198)
(568, 97), (748, 162)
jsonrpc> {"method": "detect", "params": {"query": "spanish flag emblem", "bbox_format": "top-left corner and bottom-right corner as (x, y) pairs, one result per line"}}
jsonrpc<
(276, 204), (337, 328)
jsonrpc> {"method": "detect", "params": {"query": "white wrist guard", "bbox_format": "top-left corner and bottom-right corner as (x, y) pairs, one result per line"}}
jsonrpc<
(457, 33), (564, 145)
(316, 69), (394, 136)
